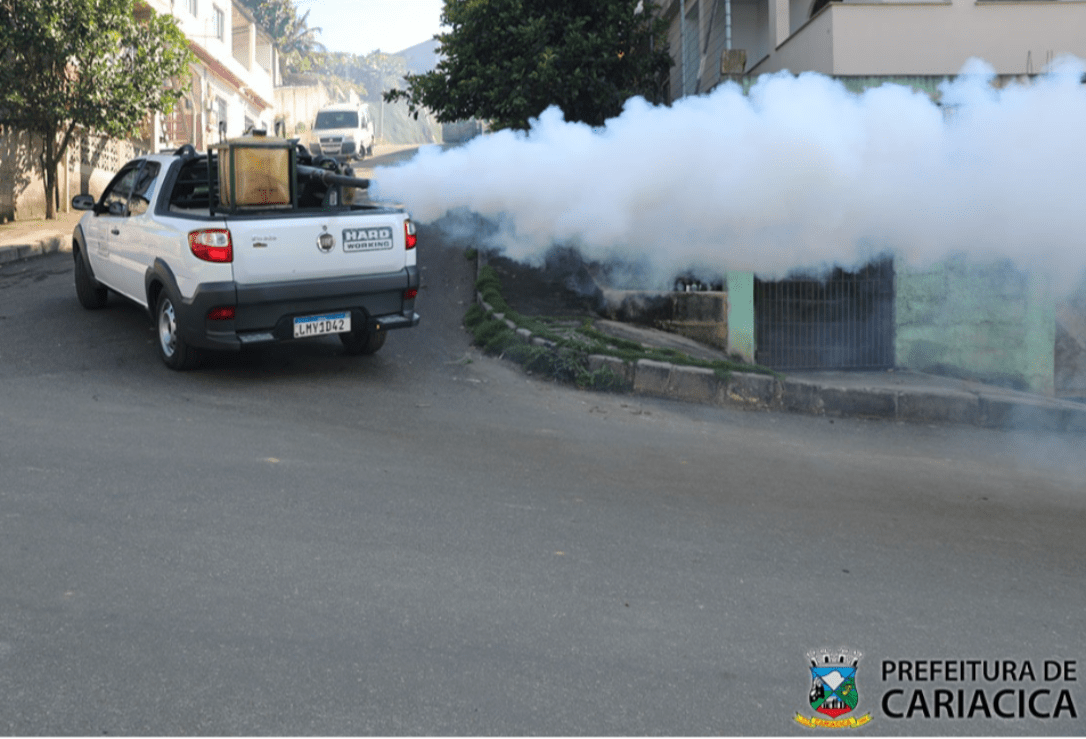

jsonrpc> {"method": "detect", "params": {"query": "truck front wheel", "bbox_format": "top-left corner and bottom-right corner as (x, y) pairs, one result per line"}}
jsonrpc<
(74, 247), (108, 309)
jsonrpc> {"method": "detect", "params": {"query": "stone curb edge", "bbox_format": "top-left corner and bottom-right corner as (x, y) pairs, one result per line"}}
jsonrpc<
(0, 236), (72, 264)
(477, 292), (1086, 434)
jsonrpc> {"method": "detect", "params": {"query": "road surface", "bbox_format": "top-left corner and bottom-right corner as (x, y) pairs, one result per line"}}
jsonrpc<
(0, 228), (1082, 735)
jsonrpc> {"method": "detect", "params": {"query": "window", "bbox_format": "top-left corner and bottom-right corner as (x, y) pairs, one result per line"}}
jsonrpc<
(213, 6), (225, 41)
(216, 97), (228, 138)
(101, 165), (140, 214)
(169, 159), (212, 210)
(129, 162), (161, 216)
(187, 0), (197, 16)
(314, 111), (359, 130)
(100, 161), (161, 216)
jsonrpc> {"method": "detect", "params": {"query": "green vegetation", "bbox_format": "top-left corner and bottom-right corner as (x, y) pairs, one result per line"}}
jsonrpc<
(385, 0), (673, 131)
(465, 264), (778, 392)
(0, 0), (192, 218)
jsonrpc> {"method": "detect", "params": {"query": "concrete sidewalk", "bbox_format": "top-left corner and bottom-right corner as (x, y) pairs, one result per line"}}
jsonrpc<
(0, 210), (83, 264)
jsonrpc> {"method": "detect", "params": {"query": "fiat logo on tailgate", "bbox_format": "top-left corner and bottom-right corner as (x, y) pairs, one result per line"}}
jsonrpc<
(317, 230), (336, 253)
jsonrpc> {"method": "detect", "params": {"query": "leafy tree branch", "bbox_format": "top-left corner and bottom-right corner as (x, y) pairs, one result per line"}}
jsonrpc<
(384, 0), (672, 131)
(0, 0), (191, 218)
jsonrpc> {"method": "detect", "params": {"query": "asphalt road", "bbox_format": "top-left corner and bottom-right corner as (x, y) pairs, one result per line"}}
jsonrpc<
(0, 231), (1083, 735)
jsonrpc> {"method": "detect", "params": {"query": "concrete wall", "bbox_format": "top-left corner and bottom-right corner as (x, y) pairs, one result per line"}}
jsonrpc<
(761, 5), (836, 74)
(896, 257), (1055, 394)
(1055, 283), (1086, 398)
(661, 0), (1086, 95)
(598, 273), (756, 362)
(752, 0), (1086, 77)
(274, 84), (331, 137)
(0, 128), (35, 222)
(0, 129), (146, 220)
(660, 291), (730, 350)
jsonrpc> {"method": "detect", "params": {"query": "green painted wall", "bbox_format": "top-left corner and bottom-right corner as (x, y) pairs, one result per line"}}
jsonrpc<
(727, 271), (755, 362)
(896, 257), (1055, 394)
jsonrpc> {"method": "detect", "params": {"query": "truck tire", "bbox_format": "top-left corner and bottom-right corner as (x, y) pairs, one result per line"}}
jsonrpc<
(156, 290), (200, 370)
(340, 327), (386, 355)
(74, 247), (108, 309)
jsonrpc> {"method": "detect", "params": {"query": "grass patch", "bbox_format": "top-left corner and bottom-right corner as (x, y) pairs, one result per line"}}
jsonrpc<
(465, 263), (779, 392)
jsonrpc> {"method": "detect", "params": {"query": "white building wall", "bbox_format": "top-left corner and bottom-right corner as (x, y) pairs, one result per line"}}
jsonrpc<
(789, 0), (810, 32)
(750, 0), (1086, 76)
(660, 0), (1086, 92)
(143, 0), (277, 143)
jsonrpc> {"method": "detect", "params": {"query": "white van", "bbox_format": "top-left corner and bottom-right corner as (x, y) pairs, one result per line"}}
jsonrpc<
(308, 103), (375, 162)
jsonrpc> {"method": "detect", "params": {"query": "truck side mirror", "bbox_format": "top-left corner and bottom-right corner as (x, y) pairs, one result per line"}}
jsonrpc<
(71, 194), (96, 211)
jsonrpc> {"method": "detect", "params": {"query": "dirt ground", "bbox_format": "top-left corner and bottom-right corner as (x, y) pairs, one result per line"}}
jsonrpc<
(484, 251), (605, 318)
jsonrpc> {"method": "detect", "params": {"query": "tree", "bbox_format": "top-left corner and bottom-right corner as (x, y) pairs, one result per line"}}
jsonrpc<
(385, 0), (672, 131)
(237, 0), (325, 77)
(0, 0), (191, 219)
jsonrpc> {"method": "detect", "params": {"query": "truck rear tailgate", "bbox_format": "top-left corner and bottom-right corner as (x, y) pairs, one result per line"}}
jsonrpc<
(227, 209), (410, 286)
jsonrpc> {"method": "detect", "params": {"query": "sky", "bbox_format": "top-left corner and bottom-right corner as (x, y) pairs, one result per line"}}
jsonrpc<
(295, 0), (445, 57)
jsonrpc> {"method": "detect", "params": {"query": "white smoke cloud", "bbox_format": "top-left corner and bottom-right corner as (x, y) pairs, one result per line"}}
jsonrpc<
(373, 57), (1086, 290)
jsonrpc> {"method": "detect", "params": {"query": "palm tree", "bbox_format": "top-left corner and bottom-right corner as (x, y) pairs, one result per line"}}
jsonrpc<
(238, 0), (325, 75)
(278, 8), (326, 75)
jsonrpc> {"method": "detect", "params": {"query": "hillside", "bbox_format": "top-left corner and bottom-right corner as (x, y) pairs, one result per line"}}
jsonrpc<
(369, 40), (442, 145)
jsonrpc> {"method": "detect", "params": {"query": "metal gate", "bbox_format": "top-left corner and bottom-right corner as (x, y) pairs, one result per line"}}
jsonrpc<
(754, 259), (895, 370)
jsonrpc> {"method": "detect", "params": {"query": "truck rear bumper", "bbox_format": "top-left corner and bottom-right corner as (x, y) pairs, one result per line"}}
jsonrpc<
(179, 266), (420, 351)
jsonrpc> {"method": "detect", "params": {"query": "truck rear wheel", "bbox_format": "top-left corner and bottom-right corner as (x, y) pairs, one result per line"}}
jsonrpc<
(340, 327), (386, 355)
(156, 291), (200, 370)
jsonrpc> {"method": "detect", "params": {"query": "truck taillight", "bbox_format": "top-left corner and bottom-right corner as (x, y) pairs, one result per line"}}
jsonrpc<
(189, 229), (233, 263)
(404, 220), (417, 250)
(404, 288), (418, 301)
(207, 306), (235, 321)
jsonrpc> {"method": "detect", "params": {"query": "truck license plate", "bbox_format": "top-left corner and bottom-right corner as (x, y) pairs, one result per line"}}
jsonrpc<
(293, 311), (350, 338)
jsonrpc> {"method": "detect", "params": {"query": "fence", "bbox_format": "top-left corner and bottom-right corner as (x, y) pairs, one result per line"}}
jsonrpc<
(754, 259), (895, 370)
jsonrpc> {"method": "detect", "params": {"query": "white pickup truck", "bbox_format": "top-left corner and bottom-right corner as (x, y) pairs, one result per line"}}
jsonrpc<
(70, 137), (419, 370)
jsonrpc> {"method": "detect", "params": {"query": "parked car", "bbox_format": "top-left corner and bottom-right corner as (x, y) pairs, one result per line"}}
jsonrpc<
(307, 103), (375, 162)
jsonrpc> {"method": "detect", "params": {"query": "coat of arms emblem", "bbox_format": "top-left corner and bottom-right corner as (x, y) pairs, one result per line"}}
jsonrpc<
(796, 648), (872, 728)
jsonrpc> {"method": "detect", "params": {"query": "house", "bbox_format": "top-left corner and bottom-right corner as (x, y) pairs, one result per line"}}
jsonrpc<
(653, 0), (1086, 396)
(1, 0), (280, 221)
(141, 0), (280, 150)
(658, 0), (1086, 99)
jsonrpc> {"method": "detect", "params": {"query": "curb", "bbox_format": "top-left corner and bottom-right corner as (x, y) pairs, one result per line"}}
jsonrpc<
(475, 292), (1086, 434)
(0, 234), (72, 265)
